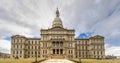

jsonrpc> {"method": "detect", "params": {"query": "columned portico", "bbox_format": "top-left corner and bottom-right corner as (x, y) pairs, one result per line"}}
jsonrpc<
(50, 40), (65, 58)
(52, 49), (63, 54)
(52, 41), (63, 47)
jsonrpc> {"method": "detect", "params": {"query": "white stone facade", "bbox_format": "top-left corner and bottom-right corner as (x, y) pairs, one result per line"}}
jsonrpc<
(11, 9), (105, 59)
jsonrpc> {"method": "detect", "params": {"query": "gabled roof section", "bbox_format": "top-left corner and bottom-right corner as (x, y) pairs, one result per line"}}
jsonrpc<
(41, 27), (74, 31)
(49, 27), (70, 31)
(75, 38), (89, 40)
(89, 35), (104, 39)
(11, 35), (26, 38)
(27, 38), (41, 40)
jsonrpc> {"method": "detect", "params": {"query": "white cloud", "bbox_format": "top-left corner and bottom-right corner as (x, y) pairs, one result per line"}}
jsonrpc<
(105, 44), (120, 56)
(0, 39), (11, 53)
(0, 0), (120, 56)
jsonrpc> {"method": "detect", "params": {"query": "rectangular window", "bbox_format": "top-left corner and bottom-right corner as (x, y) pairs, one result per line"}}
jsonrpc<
(21, 45), (22, 48)
(35, 46), (37, 49)
(69, 50), (70, 54)
(86, 46), (87, 50)
(46, 43), (47, 47)
(97, 51), (99, 55)
(71, 50), (73, 54)
(77, 41), (79, 44)
(20, 51), (22, 54)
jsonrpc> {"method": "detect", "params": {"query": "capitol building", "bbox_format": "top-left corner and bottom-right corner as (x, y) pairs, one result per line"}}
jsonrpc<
(11, 8), (105, 59)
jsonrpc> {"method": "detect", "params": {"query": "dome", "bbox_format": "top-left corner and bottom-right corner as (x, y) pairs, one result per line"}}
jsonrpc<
(52, 17), (63, 28)
(52, 8), (63, 28)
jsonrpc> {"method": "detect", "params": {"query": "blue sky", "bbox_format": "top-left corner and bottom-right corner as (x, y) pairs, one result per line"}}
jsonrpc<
(0, 0), (120, 56)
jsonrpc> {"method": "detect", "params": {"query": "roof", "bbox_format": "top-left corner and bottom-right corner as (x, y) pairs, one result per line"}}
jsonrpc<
(75, 38), (89, 40)
(90, 35), (104, 39)
(27, 38), (41, 40)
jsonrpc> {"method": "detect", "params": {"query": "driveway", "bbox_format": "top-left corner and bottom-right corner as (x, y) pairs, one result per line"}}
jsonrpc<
(41, 59), (75, 63)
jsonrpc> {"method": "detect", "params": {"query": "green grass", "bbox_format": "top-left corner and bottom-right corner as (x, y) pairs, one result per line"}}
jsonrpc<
(0, 58), (120, 63)
(0, 58), (43, 63)
(73, 59), (120, 63)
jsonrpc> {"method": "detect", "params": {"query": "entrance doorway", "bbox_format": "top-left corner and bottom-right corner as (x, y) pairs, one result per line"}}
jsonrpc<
(53, 49), (63, 54)
(52, 49), (64, 58)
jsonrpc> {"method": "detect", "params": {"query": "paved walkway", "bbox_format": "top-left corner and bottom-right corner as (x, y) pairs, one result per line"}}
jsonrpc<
(41, 59), (75, 63)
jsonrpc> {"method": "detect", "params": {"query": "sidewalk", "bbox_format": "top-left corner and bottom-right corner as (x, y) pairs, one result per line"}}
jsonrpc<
(41, 59), (75, 63)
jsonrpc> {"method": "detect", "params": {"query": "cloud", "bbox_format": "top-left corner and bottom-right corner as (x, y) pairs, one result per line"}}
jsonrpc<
(0, 0), (120, 56)
(105, 44), (120, 56)
(0, 39), (11, 54)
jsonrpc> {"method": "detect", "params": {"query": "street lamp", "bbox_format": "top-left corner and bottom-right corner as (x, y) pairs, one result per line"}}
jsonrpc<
(35, 51), (38, 63)
(79, 57), (81, 63)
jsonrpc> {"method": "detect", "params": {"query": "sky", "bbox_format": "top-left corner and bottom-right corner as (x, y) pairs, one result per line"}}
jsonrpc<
(0, 0), (120, 56)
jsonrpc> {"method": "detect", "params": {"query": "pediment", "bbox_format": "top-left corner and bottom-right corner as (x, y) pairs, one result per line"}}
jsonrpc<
(49, 27), (67, 31)
(90, 35), (104, 39)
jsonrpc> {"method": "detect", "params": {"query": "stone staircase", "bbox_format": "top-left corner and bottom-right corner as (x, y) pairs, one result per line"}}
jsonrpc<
(51, 54), (65, 59)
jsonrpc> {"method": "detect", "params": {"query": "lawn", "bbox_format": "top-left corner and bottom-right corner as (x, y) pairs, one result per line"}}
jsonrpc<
(72, 59), (120, 63)
(0, 58), (43, 63)
(0, 58), (120, 63)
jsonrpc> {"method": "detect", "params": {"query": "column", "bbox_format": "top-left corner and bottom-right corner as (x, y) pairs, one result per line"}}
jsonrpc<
(58, 42), (60, 47)
(59, 42), (60, 47)
(61, 49), (63, 54)
(57, 49), (58, 54)
(55, 49), (56, 54)
(52, 49), (53, 54)
(57, 42), (58, 47)
(55, 42), (56, 47)
(59, 49), (60, 54)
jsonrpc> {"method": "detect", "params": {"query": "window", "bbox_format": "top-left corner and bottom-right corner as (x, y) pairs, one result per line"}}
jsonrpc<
(37, 41), (39, 44)
(28, 46), (30, 49)
(77, 41), (79, 44)
(94, 51), (95, 55)
(17, 45), (18, 48)
(19, 39), (21, 43)
(21, 45), (22, 48)
(38, 52), (40, 54)
(86, 41), (87, 44)
(46, 50), (47, 54)
(28, 52), (30, 54)
(46, 43), (47, 47)
(20, 51), (22, 54)
(13, 39), (15, 43)
(86, 52), (87, 55)
(77, 47), (79, 49)
(86, 46), (87, 50)
(71, 50), (73, 54)
(17, 39), (19, 43)
(97, 51), (99, 55)
(32, 52), (33, 54)
(39, 41), (41, 44)
(35, 46), (37, 49)
(33, 41), (35, 44)
(69, 50), (70, 54)
(17, 51), (18, 54)
(101, 51), (102, 55)
(79, 52), (81, 55)
(43, 43), (45, 47)
(15, 39), (17, 43)
(32, 46), (33, 49)
(32, 41), (33, 44)
(69, 43), (72, 47)
(94, 46), (97, 49)
(13, 51), (14, 54)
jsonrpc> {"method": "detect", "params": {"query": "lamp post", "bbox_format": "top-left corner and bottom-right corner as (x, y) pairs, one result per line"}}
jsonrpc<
(35, 51), (38, 63)
(79, 57), (81, 63)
